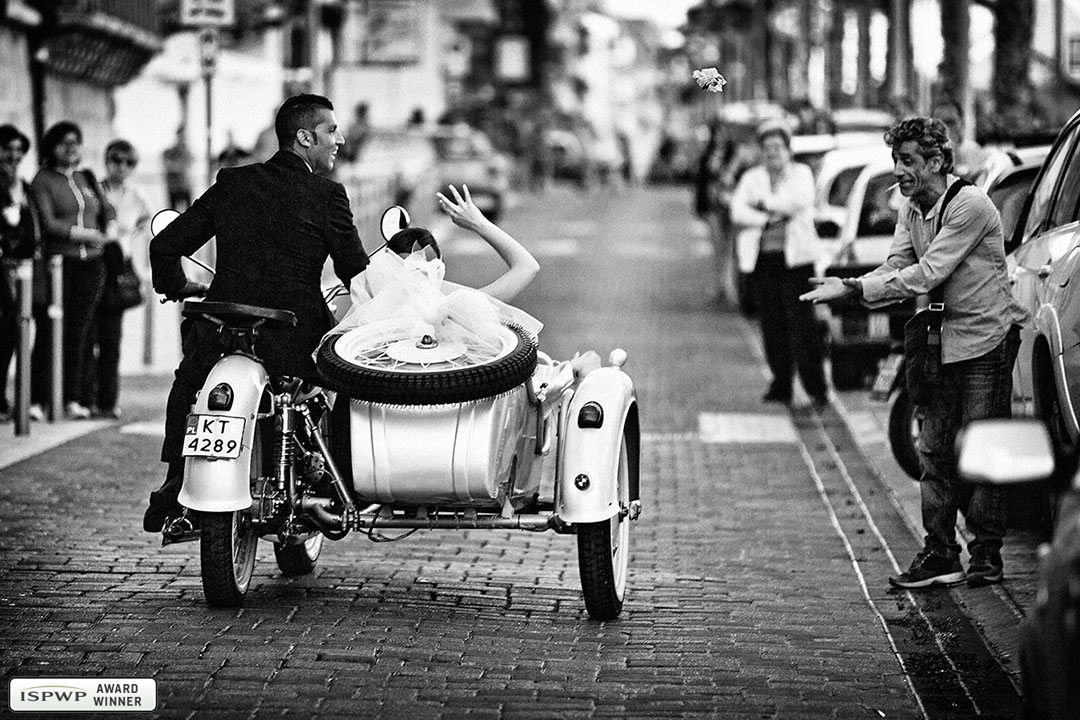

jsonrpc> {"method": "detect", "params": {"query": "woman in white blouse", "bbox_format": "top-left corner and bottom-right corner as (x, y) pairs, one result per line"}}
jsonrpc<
(730, 120), (828, 407)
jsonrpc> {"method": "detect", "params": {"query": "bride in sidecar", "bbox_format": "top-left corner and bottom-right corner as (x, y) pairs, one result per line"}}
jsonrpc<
(314, 185), (641, 620)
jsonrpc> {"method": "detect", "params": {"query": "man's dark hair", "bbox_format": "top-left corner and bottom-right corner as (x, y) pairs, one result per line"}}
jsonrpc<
(883, 117), (954, 176)
(105, 138), (137, 159)
(0, 124), (30, 154)
(40, 121), (82, 167)
(387, 227), (441, 259)
(274, 94), (334, 148)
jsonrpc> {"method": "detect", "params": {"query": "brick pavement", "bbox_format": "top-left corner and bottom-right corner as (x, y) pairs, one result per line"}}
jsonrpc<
(0, 185), (1034, 718)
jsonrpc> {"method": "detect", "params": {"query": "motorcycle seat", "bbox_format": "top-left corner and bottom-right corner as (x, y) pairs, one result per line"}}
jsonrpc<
(182, 301), (298, 329)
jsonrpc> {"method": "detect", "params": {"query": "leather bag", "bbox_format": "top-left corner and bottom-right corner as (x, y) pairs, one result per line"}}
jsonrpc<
(101, 241), (144, 311)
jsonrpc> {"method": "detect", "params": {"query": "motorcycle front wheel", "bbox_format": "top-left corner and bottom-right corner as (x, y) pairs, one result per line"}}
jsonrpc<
(199, 421), (267, 607)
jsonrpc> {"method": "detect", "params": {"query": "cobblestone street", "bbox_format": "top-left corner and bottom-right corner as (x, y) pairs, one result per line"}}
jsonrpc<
(0, 185), (1037, 718)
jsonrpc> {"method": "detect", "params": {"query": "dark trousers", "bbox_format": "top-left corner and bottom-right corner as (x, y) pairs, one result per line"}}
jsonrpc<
(919, 326), (1021, 558)
(95, 309), (123, 412)
(30, 303), (50, 407)
(155, 319), (227, 500)
(62, 256), (107, 407)
(752, 253), (827, 399)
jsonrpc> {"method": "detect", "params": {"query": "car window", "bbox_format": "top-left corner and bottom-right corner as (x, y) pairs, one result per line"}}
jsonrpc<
(1022, 127), (1078, 240)
(989, 167), (1039, 248)
(1049, 142), (1080, 227)
(857, 172), (899, 236)
(826, 166), (863, 206)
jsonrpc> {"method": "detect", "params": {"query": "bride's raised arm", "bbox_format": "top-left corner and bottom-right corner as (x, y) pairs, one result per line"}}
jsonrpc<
(436, 184), (539, 303)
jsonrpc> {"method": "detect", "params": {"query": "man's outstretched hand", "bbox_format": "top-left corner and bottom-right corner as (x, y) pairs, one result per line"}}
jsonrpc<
(799, 276), (852, 304)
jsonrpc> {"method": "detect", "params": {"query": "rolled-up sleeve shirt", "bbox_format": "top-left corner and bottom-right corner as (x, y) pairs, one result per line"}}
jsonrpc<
(859, 175), (1027, 363)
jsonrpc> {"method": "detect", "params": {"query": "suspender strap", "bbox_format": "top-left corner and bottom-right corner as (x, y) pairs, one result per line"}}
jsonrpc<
(927, 178), (971, 309)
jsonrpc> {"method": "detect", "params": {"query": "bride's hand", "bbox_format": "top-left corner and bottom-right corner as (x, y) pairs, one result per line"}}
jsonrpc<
(436, 184), (488, 233)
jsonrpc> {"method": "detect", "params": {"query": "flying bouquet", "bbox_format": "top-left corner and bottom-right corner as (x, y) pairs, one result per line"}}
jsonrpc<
(693, 68), (726, 93)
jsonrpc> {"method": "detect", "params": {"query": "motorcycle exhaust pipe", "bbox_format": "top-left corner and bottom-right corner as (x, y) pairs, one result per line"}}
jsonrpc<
(299, 496), (349, 540)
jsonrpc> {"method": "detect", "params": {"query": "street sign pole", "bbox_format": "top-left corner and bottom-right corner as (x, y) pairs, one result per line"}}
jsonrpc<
(200, 27), (217, 189)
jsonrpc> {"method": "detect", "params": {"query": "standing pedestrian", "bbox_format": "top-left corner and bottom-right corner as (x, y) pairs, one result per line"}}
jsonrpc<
(695, 119), (738, 308)
(97, 139), (151, 419)
(731, 120), (828, 407)
(0, 124), (37, 422)
(30, 121), (117, 420)
(801, 117), (1027, 588)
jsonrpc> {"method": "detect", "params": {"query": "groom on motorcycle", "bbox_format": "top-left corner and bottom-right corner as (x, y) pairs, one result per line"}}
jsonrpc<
(143, 93), (369, 533)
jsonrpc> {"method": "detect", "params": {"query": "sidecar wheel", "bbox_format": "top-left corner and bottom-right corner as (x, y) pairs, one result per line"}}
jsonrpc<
(273, 534), (324, 577)
(887, 388), (923, 481)
(577, 433), (631, 621)
(200, 510), (258, 606)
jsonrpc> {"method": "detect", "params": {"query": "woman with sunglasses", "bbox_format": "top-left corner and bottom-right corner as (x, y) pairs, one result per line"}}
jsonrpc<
(97, 139), (152, 419)
(30, 121), (117, 420)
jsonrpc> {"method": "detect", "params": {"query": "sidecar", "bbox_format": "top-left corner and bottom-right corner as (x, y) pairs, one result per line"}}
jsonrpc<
(314, 315), (640, 621)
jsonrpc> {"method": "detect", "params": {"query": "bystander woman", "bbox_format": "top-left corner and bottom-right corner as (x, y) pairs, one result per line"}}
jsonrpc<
(98, 139), (151, 419)
(731, 120), (828, 406)
(30, 121), (117, 420)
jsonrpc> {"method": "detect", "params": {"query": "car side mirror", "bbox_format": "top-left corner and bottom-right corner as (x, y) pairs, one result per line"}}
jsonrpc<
(957, 419), (1054, 484)
(150, 209), (181, 237)
(380, 205), (411, 242)
(816, 220), (841, 239)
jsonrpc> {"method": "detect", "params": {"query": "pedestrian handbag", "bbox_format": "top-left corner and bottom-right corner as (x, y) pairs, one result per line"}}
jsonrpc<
(902, 179), (971, 405)
(101, 240), (144, 311)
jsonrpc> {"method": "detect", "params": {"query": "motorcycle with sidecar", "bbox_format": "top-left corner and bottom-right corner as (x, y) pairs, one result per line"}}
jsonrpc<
(153, 207), (641, 620)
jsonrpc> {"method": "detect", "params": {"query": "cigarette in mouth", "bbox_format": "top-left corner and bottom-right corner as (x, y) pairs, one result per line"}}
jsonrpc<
(887, 183), (899, 191)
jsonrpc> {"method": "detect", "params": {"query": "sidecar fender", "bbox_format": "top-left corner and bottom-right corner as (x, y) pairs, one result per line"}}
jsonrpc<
(178, 354), (269, 513)
(557, 367), (639, 525)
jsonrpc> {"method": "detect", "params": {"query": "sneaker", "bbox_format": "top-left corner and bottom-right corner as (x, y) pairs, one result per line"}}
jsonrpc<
(65, 402), (92, 420)
(28, 404), (45, 422)
(966, 547), (1004, 587)
(94, 407), (122, 420)
(889, 551), (966, 589)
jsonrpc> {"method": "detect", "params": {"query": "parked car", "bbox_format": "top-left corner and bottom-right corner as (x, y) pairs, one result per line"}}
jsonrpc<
(821, 159), (910, 389)
(1005, 109), (1080, 458)
(813, 144), (893, 243)
(791, 132), (886, 181)
(956, 419), (1077, 720)
(431, 124), (510, 221)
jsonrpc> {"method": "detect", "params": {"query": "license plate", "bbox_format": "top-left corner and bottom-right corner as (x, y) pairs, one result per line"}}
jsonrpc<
(869, 312), (890, 338)
(871, 353), (904, 400)
(183, 414), (246, 459)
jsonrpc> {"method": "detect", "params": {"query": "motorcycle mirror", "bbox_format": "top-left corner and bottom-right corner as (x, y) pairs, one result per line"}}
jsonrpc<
(380, 205), (411, 242)
(151, 209), (181, 237)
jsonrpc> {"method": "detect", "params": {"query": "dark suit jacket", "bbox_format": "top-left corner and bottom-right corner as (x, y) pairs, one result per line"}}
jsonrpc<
(150, 150), (368, 378)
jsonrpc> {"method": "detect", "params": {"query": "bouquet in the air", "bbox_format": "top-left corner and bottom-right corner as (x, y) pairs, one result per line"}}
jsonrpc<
(693, 68), (726, 93)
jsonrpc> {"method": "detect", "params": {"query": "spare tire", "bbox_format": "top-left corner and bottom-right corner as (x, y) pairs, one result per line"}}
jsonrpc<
(316, 322), (537, 405)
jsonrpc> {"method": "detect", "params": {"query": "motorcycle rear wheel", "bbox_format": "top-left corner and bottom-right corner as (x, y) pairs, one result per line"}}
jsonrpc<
(199, 420), (266, 607)
(577, 429), (631, 621)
